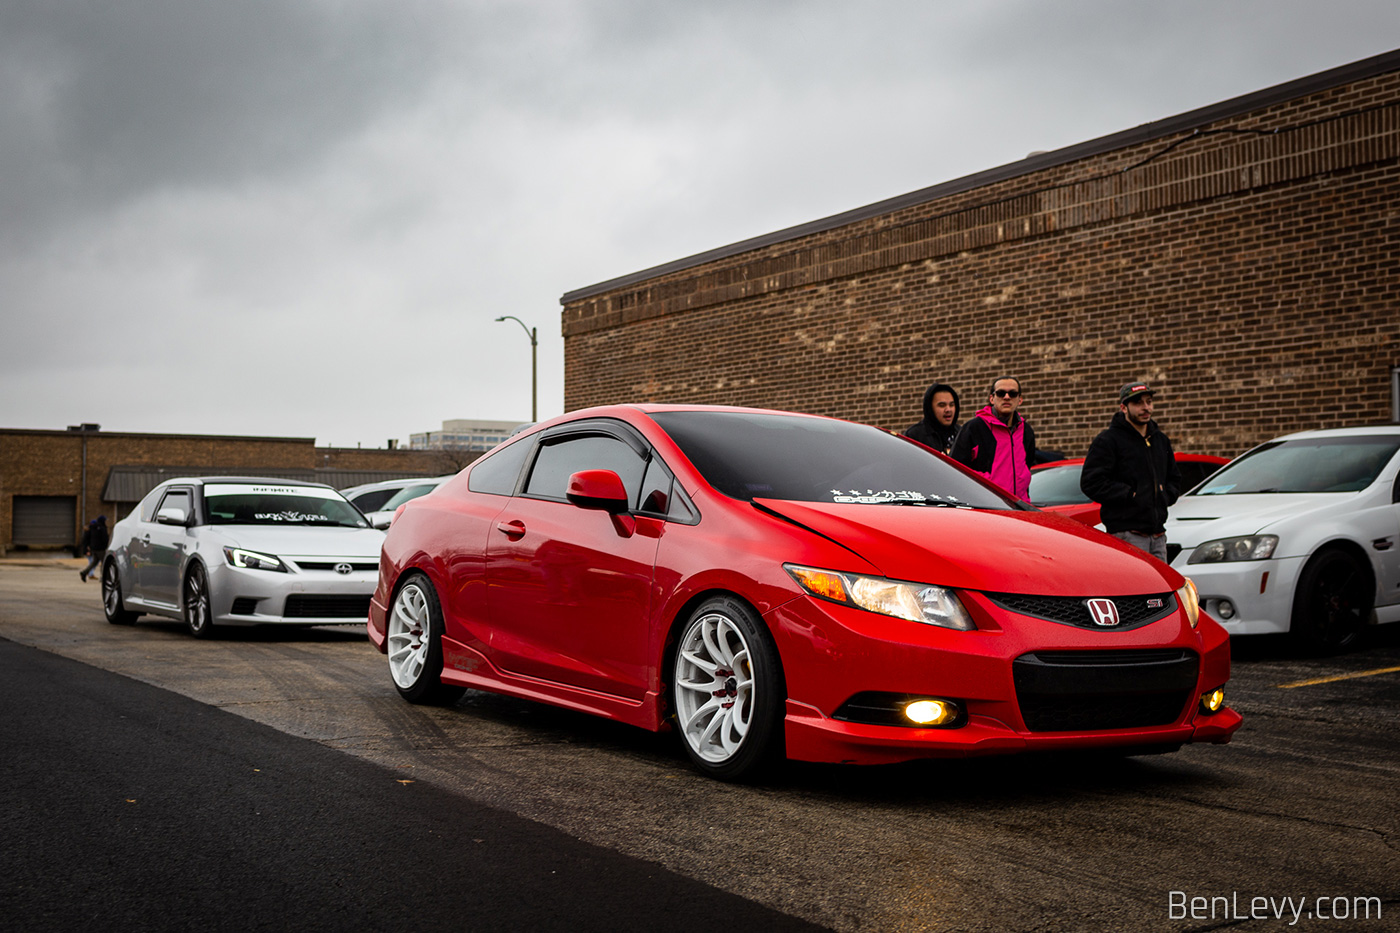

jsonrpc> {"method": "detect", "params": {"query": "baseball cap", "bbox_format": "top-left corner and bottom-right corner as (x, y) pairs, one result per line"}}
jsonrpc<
(1119, 382), (1155, 403)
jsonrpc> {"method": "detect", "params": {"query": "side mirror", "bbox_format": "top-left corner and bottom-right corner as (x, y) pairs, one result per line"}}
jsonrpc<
(566, 470), (630, 514)
(156, 506), (190, 526)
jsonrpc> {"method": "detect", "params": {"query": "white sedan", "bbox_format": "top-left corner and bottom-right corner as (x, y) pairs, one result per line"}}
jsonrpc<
(102, 477), (385, 637)
(1164, 426), (1400, 652)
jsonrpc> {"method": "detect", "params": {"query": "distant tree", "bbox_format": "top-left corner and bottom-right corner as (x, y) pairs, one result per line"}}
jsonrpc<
(434, 449), (484, 474)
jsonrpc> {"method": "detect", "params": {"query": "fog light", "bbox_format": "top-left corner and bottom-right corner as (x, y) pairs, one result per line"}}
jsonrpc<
(1216, 599), (1236, 620)
(1200, 688), (1226, 714)
(904, 699), (958, 726)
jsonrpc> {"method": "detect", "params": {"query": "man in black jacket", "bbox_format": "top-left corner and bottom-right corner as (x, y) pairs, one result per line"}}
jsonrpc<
(1080, 382), (1182, 561)
(903, 382), (961, 455)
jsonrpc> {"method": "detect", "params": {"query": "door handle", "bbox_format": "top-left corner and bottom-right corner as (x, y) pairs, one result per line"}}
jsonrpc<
(496, 520), (526, 539)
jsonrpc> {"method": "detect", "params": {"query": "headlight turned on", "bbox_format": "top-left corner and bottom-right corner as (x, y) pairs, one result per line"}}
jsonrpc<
(1177, 578), (1201, 628)
(223, 547), (289, 572)
(786, 565), (975, 631)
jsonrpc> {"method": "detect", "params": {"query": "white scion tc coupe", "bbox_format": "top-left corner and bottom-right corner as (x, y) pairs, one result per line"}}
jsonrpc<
(102, 477), (385, 637)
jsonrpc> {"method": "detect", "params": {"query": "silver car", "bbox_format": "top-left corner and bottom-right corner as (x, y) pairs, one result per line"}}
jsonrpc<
(101, 477), (385, 638)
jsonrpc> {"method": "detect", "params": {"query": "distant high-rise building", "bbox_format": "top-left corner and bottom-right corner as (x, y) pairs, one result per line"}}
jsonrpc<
(409, 419), (521, 452)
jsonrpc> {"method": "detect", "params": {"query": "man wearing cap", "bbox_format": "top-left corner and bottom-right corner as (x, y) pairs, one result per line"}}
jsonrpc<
(1080, 382), (1182, 561)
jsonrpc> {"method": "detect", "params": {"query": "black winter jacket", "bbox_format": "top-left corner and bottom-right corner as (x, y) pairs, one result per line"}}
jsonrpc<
(903, 382), (961, 455)
(1080, 413), (1182, 535)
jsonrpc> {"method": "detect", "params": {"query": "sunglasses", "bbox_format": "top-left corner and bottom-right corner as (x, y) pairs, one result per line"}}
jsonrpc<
(993, 389), (1021, 399)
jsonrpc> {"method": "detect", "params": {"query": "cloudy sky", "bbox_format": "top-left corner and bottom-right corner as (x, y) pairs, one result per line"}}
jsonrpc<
(3, 1), (1397, 447)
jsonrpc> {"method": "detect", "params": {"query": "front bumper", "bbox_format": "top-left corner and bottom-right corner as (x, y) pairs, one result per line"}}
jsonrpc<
(1167, 554), (1304, 637)
(765, 591), (1241, 765)
(207, 560), (378, 625)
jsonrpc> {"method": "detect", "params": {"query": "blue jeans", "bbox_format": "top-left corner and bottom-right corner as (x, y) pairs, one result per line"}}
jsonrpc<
(1112, 531), (1167, 562)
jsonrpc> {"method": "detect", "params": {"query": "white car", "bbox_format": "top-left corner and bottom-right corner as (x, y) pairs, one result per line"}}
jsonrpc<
(1164, 426), (1400, 652)
(102, 477), (385, 637)
(340, 477), (426, 515)
(363, 475), (455, 529)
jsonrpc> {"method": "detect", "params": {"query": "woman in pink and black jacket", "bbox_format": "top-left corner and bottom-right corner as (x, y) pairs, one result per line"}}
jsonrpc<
(949, 376), (1037, 500)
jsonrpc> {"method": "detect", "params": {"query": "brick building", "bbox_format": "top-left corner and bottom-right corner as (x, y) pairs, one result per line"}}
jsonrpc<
(560, 51), (1400, 461)
(0, 426), (453, 554)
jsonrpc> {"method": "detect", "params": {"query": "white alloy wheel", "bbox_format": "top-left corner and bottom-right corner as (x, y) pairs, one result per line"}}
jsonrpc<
(386, 574), (465, 705)
(388, 580), (432, 690)
(672, 597), (782, 779)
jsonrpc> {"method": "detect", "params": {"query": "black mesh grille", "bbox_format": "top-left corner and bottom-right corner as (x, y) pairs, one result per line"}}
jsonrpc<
(986, 592), (1177, 631)
(283, 595), (372, 619)
(1013, 649), (1198, 732)
(229, 598), (259, 616)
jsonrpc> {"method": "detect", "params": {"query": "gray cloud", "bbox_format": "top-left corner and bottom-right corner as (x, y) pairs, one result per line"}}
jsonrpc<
(1, 1), (1397, 445)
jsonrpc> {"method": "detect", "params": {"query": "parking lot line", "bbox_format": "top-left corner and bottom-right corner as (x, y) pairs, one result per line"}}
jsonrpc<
(1275, 665), (1400, 689)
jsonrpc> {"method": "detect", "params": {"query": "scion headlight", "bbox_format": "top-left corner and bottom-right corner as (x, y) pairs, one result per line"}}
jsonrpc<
(1188, 535), (1278, 564)
(785, 565), (976, 631)
(223, 547), (289, 572)
(1177, 577), (1200, 628)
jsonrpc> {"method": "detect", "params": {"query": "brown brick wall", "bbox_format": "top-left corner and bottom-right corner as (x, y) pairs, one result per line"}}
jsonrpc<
(561, 68), (1400, 462)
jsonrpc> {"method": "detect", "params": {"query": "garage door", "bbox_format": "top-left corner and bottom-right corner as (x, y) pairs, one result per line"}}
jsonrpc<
(12, 496), (77, 546)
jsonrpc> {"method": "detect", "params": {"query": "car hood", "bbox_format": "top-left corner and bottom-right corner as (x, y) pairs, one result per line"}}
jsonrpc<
(754, 500), (1179, 595)
(1164, 492), (1342, 547)
(206, 525), (385, 558)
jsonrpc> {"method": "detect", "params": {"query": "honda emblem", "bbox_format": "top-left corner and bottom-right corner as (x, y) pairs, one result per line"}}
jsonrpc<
(1086, 598), (1120, 626)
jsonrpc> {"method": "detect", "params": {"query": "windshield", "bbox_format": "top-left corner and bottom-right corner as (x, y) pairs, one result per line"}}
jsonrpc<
(1194, 436), (1400, 495)
(649, 411), (1017, 509)
(204, 483), (368, 527)
(1028, 463), (1089, 506)
(378, 481), (444, 512)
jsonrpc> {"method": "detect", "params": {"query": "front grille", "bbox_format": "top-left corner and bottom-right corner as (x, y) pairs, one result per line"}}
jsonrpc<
(293, 561), (378, 572)
(283, 595), (372, 619)
(986, 592), (1177, 631)
(1013, 649), (1198, 732)
(1166, 543), (1183, 563)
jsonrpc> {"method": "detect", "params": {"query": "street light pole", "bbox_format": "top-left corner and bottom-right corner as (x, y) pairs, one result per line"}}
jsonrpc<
(494, 315), (538, 422)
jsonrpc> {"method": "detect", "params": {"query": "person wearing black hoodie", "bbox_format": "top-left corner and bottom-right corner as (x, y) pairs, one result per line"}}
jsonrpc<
(1080, 381), (1182, 561)
(903, 382), (961, 455)
(78, 514), (109, 582)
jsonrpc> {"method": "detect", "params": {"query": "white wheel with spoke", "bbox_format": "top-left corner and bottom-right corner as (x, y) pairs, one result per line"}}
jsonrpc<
(672, 597), (782, 779)
(387, 574), (465, 705)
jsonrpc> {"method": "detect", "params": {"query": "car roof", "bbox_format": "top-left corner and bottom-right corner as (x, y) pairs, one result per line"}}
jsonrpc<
(1032, 453), (1229, 471)
(151, 476), (338, 491)
(1265, 424), (1400, 443)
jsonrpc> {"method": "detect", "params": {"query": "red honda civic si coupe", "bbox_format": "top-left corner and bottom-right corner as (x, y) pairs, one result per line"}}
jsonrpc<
(368, 405), (1240, 780)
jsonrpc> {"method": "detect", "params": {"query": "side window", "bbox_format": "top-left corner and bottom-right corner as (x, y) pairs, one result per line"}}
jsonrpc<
(157, 488), (194, 522)
(137, 488), (165, 522)
(524, 435), (647, 503)
(468, 437), (534, 496)
(638, 458), (673, 516)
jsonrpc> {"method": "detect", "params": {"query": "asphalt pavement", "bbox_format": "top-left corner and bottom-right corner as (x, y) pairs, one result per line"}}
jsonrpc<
(0, 637), (830, 933)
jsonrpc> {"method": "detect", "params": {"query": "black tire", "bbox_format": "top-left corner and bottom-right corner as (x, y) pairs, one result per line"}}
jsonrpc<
(183, 563), (216, 639)
(1290, 549), (1371, 655)
(670, 596), (785, 781)
(101, 560), (138, 625)
(386, 573), (466, 705)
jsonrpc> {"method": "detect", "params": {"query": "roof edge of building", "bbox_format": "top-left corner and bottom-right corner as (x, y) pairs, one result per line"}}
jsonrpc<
(560, 48), (1400, 305)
